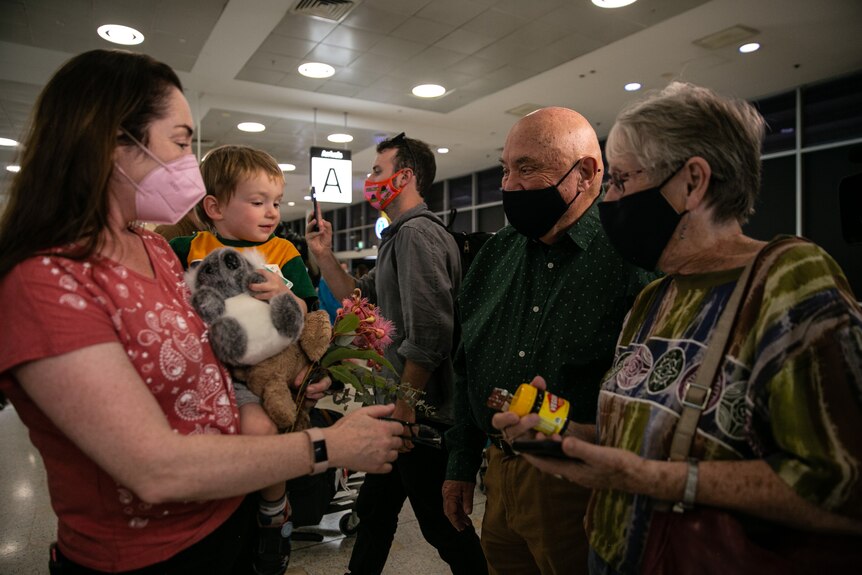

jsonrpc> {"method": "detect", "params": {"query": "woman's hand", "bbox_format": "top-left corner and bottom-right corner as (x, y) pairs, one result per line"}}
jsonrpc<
(522, 435), (645, 493)
(324, 404), (403, 473)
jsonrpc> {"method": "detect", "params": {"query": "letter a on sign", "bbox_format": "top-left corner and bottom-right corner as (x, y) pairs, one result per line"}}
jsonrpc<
(323, 167), (342, 195)
(310, 146), (352, 204)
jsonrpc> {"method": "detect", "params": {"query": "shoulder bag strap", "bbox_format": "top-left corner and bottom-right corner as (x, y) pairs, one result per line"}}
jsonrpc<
(667, 251), (760, 462)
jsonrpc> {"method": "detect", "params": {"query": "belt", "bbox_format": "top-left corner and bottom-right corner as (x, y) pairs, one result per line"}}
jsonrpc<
(489, 435), (517, 457)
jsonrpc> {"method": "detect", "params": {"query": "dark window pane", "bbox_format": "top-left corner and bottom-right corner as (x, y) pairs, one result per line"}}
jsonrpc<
(451, 208), (472, 233)
(753, 91), (796, 154)
(743, 156), (796, 241)
(335, 231), (347, 252)
(477, 205), (505, 233)
(350, 203), (364, 228)
(427, 181), (445, 212)
(477, 165), (503, 204)
(802, 145), (862, 297)
(364, 226), (378, 249)
(802, 71), (862, 147)
(449, 175), (472, 208)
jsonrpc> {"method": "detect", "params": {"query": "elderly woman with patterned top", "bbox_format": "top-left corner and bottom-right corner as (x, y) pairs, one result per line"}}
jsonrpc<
(0, 49), (403, 575)
(493, 82), (862, 575)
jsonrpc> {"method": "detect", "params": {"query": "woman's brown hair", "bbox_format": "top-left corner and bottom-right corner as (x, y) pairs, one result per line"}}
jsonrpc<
(0, 49), (182, 278)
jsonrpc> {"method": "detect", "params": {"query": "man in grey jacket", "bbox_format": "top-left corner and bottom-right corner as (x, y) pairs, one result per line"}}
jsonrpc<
(306, 133), (487, 575)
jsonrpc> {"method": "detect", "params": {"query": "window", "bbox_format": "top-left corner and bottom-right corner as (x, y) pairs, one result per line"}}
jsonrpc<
(477, 205), (505, 232)
(802, 71), (862, 147)
(448, 175), (472, 208)
(426, 181), (445, 212)
(754, 91), (796, 154)
(477, 165), (503, 204)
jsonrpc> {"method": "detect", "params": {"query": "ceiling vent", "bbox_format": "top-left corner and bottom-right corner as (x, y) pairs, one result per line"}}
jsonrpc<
(693, 25), (759, 50)
(506, 103), (545, 117)
(291, 0), (357, 23)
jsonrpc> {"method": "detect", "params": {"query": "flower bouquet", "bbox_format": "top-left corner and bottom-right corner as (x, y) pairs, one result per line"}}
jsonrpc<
(292, 289), (429, 428)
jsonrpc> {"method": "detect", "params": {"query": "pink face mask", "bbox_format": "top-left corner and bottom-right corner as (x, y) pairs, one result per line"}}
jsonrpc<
(363, 169), (406, 211)
(114, 132), (206, 225)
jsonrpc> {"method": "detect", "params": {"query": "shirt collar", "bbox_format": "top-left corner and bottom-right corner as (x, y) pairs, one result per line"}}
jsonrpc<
(561, 192), (603, 252)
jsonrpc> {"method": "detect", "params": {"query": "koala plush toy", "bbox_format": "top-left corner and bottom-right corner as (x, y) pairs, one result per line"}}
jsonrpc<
(186, 247), (332, 431)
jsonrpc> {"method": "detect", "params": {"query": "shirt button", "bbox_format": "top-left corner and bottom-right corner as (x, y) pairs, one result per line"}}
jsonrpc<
(518, 350), (526, 358)
(547, 262), (554, 269)
(532, 306), (540, 312)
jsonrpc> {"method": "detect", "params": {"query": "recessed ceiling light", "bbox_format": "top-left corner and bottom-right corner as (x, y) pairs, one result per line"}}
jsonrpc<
(97, 24), (144, 45)
(739, 42), (761, 54)
(412, 84), (446, 98)
(279, 163), (296, 172)
(6, 165), (20, 173)
(303, 195), (312, 201)
(237, 122), (265, 132)
(437, 147), (449, 154)
(624, 82), (642, 92)
(298, 62), (335, 78)
(327, 133), (353, 143)
(591, 0), (638, 8)
(0, 137), (18, 147)
(287, 201), (296, 207)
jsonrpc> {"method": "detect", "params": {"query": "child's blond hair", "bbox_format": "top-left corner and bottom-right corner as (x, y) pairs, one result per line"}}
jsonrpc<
(197, 145), (284, 227)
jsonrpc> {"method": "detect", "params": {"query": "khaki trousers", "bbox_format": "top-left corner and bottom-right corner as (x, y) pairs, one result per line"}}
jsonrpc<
(481, 446), (591, 575)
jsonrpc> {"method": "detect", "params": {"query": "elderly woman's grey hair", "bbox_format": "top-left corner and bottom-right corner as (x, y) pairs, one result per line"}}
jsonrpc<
(606, 81), (766, 224)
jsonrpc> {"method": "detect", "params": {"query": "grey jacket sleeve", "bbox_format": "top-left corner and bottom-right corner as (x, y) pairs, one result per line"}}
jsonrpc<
(393, 223), (459, 372)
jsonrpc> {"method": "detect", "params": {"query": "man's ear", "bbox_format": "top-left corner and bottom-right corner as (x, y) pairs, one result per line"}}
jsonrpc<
(578, 156), (602, 192)
(682, 156), (712, 212)
(202, 195), (223, 221)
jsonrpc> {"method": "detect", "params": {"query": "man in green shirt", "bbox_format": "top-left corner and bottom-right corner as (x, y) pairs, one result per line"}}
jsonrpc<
(442, 107), (657, 574)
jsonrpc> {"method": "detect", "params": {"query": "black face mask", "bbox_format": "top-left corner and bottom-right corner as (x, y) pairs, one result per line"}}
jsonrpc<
(502, 159), (582, 241)
(598, 167), (686, 271)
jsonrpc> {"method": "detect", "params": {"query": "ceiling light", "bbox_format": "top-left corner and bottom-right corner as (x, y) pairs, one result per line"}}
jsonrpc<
(437, 147), (449, 154)
(0, 137), (18, 147)
(303, 195), (312, 201)
(97, 24), (144, 45)
(327, 133), (353, 143)
(287, 201), (296, 207)
(279, 163), (296, 172)
(237, 122), (265, 132)
(412, 84), (446, 98)
(739, 42), (761, 54)
(591, 0), (638, 8)
(6, 165), (20, 173)
(298, 62), (335, 78)
(624, 82), (642, 92)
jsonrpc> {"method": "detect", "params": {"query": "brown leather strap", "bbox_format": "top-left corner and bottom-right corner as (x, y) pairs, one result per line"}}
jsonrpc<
(668, 254), (758, 463)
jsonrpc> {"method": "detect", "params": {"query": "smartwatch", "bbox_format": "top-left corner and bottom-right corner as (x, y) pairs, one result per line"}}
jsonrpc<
(304, 427), (328, 475)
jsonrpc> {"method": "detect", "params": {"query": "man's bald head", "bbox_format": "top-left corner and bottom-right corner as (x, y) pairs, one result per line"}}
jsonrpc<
(508, 107), (602, 170)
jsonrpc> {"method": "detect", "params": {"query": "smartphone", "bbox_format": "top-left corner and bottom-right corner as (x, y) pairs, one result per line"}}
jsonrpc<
(511, 439), (581, 461)
(308, 187), (319, 232)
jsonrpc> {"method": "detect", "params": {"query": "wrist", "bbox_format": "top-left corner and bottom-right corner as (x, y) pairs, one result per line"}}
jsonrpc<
(303, 427), (328, 475)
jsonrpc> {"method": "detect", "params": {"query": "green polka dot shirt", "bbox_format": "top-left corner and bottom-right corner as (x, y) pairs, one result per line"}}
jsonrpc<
(445, 198), (659, 482)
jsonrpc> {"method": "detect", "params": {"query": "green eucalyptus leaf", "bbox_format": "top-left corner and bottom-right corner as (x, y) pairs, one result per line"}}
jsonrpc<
(334, 335), (356, 347)
(326, 364), (360, 387)
(333, 313), (360, 335)
(321, 347), (395, 373)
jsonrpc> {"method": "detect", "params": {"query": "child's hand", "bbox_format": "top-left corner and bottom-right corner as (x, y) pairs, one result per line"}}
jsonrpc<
(248, 269), (308, 313)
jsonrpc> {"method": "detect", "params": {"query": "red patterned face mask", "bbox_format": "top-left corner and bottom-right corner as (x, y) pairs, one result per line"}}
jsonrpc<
(363, 169), (407, 211)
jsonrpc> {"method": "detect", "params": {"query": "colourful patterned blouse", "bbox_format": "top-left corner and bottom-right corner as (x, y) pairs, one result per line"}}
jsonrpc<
(586, 237), (862, 574)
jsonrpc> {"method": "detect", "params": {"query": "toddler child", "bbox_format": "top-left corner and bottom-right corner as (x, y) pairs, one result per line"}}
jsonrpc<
(170, 144), (316, 575)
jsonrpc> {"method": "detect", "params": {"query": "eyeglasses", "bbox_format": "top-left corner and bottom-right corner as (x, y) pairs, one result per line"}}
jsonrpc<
(391, 132), (417, 173)
(381, 417), (443, 449)
(605, 168), (646, 194)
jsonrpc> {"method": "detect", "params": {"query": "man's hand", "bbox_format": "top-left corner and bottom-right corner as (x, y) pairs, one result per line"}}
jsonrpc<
(392, 398), (415, 452)
(443, 480), (475, 531)
(305, 210), (333, 259)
